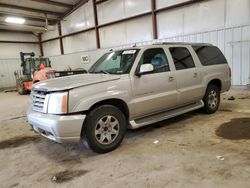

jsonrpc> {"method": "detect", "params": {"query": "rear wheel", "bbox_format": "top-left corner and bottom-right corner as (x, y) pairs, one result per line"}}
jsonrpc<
(82, 105), (126, 153)
(202, 84), (220, 114)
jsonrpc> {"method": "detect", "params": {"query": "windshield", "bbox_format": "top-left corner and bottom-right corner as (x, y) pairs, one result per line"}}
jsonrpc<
(89, 49), (139, 74)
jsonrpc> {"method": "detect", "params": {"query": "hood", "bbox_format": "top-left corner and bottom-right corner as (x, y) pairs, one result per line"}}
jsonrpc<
(33, 74), (121, 92)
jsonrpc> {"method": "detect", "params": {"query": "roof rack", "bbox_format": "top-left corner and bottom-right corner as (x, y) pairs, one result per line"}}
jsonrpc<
(152, 42), (213, 46)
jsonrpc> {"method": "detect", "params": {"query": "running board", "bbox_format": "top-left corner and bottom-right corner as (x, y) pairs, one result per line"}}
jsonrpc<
(129, 100), (204, 129)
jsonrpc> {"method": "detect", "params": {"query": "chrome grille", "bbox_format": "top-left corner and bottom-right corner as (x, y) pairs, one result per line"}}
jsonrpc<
(31, 90), (47, 113)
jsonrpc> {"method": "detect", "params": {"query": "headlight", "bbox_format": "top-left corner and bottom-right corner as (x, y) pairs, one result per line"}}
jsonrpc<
(47, 92), (68, 114)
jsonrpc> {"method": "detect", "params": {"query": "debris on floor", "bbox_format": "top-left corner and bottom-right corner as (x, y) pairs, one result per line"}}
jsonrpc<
(216, 156), (225, 161)
(51, 170), (88, 183)
(4, 89), (17, 93)
(153, 140), (159, 144)
(228, 96), (235, 100)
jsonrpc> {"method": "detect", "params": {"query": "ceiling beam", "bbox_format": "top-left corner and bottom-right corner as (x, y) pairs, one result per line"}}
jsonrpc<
(61, 0), (88, 19)
(0, 21), (45, 28)
(95, 0), (109, 5)
(0, 13), (56, 25)
(0, 3), (62, 16)
(0, 29), (33, 34)
(31, 0), (73, 8)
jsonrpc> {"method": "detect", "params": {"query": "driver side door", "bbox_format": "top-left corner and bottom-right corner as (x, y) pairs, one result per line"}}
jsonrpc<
(130, 47), (177, 118)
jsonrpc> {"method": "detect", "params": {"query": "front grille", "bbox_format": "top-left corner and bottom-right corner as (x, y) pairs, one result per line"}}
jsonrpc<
(32, 90), (47, 113)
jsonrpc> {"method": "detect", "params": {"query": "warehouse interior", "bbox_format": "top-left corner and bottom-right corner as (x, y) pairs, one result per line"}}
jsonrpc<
(0, 0), (249, 187)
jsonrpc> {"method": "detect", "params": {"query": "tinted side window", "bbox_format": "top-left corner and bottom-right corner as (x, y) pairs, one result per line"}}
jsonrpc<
(192, 46), (227, 66)
(139, 48), (170, 73)
(169, 47), (195, 70)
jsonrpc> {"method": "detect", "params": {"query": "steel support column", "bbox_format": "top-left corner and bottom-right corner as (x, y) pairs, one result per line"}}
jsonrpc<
(92, 0), (100, 49)
(38, 33), (44, 56)
(57, 22), (64, 55)
(151, 0), (158, 40)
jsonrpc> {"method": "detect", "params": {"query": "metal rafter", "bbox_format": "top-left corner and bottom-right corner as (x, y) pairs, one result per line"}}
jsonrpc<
(31, 0), (73, 8)
(0, 21), (45, 28)
(0, 13), (56, 25)
(61, 0), (89, 19)
(95, 0), (109, 5)
(0, 2), (62, 16)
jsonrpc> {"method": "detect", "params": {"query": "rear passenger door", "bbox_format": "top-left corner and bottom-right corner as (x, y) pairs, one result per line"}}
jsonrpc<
(169, 46), (203, 105)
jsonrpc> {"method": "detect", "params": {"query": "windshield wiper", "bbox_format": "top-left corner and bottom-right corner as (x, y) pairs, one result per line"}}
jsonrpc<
(89, 70), (110, 74)
(97, 70), (109, 74)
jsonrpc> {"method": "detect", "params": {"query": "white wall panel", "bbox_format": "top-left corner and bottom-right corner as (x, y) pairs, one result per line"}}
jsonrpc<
(63, 30), (96, 53)
(225, 0), (250, 28)
(61, 1), (94, 35)
(99, 16), (152, 48)
(157, 9), (183, 39)
(97, 0), (124, 25)
(97, 0), (150, 25)
(184, 0), (225, 35)
(43, 40), (61, 57)
(42, 26), (59, 41)
(0, 32), (38, 42)
(99, 22), (126, 48)
(0, 43), (40, 58)
(231, 27), (242, 85)
(125, 16), (152, 44)
(156, 0), (189, 9)
(124, 0), (151, 17)
(49, 48), (107, 71)
(0, 59), (20, 89)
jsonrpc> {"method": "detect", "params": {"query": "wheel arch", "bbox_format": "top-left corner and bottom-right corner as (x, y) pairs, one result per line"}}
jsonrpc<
(207, 79), (222, 91)
(87, 98), (129, 121)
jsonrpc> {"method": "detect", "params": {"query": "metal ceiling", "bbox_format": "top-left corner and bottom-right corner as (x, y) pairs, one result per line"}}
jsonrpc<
(0, 0), (87, 33)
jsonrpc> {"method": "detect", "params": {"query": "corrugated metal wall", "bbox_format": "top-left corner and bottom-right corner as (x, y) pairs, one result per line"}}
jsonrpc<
(1, 0), (249, 88)
(155, 25), (250, 85)
(0, 32), (40, 89)
(40, 0), (250, 86)
(0, 59), (21, 89)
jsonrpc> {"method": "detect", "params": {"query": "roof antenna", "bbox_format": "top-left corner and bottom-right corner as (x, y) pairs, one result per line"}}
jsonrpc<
(132, 43), (137, 47)
(109, 49), (113, 52)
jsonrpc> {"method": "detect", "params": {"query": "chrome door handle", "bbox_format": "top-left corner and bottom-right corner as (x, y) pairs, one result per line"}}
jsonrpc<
(193, 73), (198, 78)
(169, 76), (174, 81)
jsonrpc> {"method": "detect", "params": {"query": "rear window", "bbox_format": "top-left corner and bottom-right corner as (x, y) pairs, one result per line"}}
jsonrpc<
(192, 46), (227, 66)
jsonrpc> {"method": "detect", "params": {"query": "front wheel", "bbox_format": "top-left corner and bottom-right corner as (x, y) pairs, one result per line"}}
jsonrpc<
(202, 84), (220, 114)
(17, 81), (29, 95)
(82, 105), (127, 153)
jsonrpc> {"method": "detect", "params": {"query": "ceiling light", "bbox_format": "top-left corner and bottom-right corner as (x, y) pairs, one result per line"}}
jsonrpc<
(5, 17), (25, 24)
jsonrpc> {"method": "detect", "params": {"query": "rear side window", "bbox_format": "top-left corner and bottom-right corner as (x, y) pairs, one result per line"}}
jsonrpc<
(192, 46), (227, 66)
(169, 47), (195, 70)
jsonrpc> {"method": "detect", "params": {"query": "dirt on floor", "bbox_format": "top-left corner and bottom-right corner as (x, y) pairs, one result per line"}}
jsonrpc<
(0, 87), (249, 188)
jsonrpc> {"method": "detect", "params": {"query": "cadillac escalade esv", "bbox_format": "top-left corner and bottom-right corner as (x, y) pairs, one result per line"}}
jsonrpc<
(28, 43), (231, 153)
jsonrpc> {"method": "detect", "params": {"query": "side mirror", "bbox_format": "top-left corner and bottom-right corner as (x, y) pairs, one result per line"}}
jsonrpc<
(137, 64), (154, 76)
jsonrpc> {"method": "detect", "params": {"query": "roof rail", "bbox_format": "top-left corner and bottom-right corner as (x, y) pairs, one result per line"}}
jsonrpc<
(152, 42), (213, 46)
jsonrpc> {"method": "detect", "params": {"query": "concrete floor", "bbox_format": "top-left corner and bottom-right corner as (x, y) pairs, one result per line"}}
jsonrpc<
(0, 87), (249, 188)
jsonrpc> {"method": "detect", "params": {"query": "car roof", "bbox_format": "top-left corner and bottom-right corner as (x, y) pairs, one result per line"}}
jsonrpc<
(111, 42), (213, 52)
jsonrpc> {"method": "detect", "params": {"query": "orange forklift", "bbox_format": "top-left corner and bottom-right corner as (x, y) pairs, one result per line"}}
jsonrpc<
(14, 52), (87, 95)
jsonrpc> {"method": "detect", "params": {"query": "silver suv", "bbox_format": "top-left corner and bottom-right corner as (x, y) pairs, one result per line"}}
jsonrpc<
(28, 43), (231, 153)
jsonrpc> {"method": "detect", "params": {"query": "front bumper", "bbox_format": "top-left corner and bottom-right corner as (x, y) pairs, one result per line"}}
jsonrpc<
(28, 108), (86, 143)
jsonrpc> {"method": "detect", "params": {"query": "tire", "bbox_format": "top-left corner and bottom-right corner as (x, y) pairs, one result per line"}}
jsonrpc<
(82, 105), (127, 153)
(17, 81), (29, 95)
(202, 84), (220, 114)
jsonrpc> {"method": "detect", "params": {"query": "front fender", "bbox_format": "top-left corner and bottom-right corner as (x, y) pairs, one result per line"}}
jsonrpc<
(69, 89), (130, 113)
